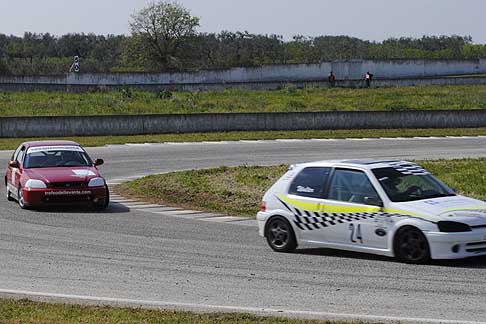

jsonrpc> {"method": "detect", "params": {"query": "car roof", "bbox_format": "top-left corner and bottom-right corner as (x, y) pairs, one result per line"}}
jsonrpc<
(295, 159), (420, 171)
(21, 140), (81, 148)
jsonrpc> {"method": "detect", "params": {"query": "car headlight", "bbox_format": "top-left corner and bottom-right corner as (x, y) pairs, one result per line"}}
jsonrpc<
(88, 177), (105, 187)
(437, 221), (472, 233)
(25, 179), (47, 189)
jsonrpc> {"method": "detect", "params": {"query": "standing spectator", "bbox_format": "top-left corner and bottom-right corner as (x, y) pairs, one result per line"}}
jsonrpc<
(365, 71), (374, 88)
(69, 56), (80, 73)
(328, 71), (336, 88)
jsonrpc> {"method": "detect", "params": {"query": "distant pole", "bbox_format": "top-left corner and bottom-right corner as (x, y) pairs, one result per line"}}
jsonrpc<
(69, 55), (80, 73)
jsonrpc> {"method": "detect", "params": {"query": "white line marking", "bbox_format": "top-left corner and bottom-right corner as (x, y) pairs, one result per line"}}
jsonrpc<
(200, 216), (245, 222)
(131, 204), (164, 209)
(0, 289), (483, 324)
(125, 143), (152, 147)
(274, 139), (303, 142)
(165, 142), (197, 145)
(201, 141), (230, 145)
(238, 140), (264, 143)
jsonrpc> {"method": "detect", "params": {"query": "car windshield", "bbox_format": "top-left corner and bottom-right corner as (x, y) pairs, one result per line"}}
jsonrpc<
(24, 148), (92, 169)
(372, 166), (455, 202)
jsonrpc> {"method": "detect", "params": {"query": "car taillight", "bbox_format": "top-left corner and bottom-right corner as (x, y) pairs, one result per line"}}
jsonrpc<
(260, 201), (266, 212)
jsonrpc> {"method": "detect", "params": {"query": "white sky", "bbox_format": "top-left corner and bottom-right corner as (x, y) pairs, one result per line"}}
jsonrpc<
(0, 0), (485, 43)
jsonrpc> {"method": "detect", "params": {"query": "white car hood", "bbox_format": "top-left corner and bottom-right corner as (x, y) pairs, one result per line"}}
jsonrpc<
(391, 195), (486, 226)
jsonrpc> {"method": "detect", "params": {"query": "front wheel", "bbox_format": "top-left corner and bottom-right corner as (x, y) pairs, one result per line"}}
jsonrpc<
(265, 216), (297, 252)
(6, 185), (14, 201)
(94, 187), (110, 211)
(17, 187), (29, 210)
(394, 226), (430, 264)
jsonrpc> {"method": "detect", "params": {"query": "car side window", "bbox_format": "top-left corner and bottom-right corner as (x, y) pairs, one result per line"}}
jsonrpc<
(12, 146), (22, 162)
(288, 167), (331, 198)
(328, 169), (380, 205)
(16, 146), (26, 164)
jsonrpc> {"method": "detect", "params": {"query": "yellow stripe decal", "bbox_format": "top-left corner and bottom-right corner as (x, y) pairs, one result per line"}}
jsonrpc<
(279, 194), (437, 222)
(279, 194), (380, 213)
(439, 206), (486, 213)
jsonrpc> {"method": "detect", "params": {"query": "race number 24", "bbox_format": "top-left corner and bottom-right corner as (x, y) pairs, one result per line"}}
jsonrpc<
(349, 223), (363, 244)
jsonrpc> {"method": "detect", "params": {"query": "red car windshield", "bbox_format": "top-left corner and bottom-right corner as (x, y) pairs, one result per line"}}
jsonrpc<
(24, 150), (92, 169)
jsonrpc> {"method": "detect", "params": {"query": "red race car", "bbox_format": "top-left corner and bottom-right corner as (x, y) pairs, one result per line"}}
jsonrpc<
(5, 141), (109, 210)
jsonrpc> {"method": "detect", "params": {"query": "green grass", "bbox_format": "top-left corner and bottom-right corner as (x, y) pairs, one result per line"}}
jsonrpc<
(1, 84), (486, 116)
(0, 299), (368, 324)
(1, 127), (486, 151)
(115, 159), (486, 218)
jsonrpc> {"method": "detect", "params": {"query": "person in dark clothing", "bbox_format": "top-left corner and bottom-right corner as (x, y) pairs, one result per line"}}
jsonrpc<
(328, 71), (336, 87)
(365, 71), (374, 88)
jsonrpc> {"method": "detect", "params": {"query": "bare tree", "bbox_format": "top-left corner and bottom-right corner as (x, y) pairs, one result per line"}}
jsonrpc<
(129, 1), (200, 68)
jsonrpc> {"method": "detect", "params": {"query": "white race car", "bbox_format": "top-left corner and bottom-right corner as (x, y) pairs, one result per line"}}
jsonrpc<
(257, 160), (486, 263)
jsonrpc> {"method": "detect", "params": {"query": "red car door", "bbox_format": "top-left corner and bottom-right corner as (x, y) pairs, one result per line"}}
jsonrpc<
(8, 146), (26, 192)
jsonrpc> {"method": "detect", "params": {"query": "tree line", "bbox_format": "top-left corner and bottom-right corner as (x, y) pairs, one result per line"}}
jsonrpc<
(1, 2), (485, 75)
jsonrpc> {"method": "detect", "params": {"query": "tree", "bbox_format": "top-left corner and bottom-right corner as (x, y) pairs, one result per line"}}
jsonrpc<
(129, 1), (200, 68)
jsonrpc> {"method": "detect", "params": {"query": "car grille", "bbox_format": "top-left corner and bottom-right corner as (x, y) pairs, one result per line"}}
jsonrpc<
(465, 241), (486, 253)
(47, 182), (85, 188)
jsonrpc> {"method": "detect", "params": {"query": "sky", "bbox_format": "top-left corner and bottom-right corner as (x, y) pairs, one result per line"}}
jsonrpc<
(0, 0), (485, 43)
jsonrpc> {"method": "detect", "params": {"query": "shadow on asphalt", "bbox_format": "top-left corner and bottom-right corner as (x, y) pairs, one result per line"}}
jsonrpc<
(32, 202), (130, 214)
(296, 248), (486, 268)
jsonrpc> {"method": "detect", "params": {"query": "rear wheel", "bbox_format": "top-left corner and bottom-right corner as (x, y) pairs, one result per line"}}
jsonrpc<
(265, 216), (297, 252)
(394, 226), (430, 264)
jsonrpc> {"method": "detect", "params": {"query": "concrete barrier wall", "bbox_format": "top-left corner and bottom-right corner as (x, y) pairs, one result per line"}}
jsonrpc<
(1, 110), (485, 138)
(1, 60), (486, 90)
(1, 75), (486, 92)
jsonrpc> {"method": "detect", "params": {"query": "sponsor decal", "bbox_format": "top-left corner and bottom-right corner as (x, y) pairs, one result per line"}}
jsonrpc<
(423, 200), (441, 206)
(72, 170), (96, 177)
(27, 146), (83, 154)
(296, 186), (315, 193)
(45, 190), (91, 196)
(375, 228), (387, 237)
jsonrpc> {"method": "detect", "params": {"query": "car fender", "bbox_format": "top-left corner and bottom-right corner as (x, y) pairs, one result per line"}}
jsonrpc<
(388, 217), (437, 254)
(263, 209), (303, 241)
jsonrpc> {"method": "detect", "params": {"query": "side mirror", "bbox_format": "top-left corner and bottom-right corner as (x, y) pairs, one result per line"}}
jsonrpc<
(9, 161), (20, 168)
(94, 159), (104, 166)
(364, 196), (384, 208)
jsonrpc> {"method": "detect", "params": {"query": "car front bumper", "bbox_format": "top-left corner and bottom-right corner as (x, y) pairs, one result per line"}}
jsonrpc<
(426, 229), (486, 259)
(23, 186), (108, 207)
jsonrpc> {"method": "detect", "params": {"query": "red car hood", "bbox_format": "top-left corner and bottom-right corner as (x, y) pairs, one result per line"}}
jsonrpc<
(24, 167), (100, 184)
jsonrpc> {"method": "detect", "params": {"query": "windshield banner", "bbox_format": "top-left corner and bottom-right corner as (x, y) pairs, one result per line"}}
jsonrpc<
(27, 146), (84, 154)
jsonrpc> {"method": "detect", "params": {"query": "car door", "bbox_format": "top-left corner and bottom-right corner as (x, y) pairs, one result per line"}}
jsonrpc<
(6, 145), (22, 192)
(11, 146), (26, 194)
(320, 168), (386, 248)
(282, 167), (332, 242)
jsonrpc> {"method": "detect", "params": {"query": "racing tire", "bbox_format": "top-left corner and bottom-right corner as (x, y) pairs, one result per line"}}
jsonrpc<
(394, 226), (430, 264)
(17, 187), (30, 210)
(6, 185), (14, 201)
(94, 187), (110, 211)
(265, 216), (297, 253)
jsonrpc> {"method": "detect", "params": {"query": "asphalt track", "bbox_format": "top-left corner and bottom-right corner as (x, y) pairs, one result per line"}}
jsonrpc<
(1, 137), (486, 324)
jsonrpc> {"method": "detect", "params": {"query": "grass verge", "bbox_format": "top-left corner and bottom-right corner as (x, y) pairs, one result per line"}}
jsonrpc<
(0, 299), (367, 324)
(114, 159), (486, 218)
(1, 84), (486, 116)
(1, 127), (486, 151)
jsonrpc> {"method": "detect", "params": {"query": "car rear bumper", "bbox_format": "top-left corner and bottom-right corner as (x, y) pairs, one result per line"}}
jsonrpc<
(426, 229), (486, 259)
(23, 186), (108, 207)
(257, 211), (271, 237)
